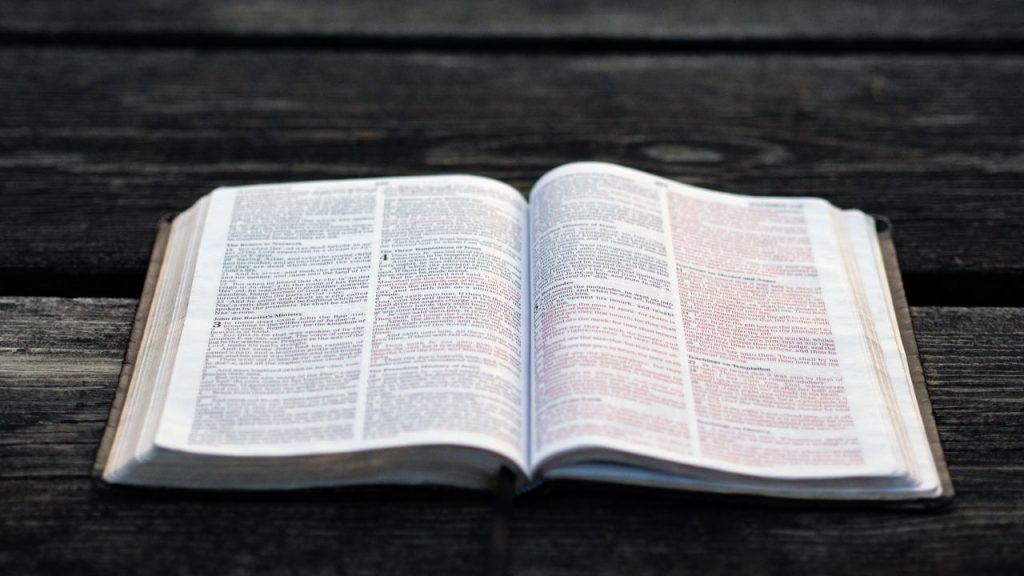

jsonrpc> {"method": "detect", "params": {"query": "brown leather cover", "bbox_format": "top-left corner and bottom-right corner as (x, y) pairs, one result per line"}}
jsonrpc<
(876, 219), (955, 504)
(92, 218), (173, 482)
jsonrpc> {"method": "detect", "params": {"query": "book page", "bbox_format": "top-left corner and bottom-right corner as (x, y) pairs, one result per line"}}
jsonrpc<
(530, 162), (903, 479)
(846, 212), (940, 494)
(154, 176), (530, 472)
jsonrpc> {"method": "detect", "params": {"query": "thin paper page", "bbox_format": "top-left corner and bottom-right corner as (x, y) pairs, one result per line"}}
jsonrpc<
(155, 176), (530, 472)
(530, 162), (902, 478)
(846, 211), (940, 494)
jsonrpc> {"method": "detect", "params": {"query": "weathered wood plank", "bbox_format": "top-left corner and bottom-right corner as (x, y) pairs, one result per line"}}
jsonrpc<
(2, 0), (1022, 43)
(1, 49), (1022, 303)
(0, 297), (1022, 574)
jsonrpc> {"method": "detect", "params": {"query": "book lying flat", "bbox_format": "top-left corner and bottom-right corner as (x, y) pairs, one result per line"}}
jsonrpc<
(96, 162), (952, 503)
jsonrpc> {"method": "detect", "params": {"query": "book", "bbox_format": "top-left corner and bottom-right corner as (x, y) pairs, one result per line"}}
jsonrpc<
(96, 162), (952, 503)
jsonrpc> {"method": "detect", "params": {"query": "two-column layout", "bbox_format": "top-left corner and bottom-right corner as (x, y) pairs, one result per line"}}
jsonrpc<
(159, 165), (896, 479)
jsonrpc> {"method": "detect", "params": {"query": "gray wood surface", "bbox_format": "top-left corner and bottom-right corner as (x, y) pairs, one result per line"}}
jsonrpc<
(3, 49), (1023, 304)
(3, 1), (1022, 573)
(1, 297), (1022, 574)
(2, 0), (1022, 44)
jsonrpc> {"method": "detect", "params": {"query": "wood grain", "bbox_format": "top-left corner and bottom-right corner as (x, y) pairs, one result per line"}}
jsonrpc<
(1, 49), (1022, 304)
(2, 1), (1022, 44)
(1, 297), (1021, 574)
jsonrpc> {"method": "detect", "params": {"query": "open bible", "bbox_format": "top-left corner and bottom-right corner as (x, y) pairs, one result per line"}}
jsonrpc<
(97, 162), (952, 503)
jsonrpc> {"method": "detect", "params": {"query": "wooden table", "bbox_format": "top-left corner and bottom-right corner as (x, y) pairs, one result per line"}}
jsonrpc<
(2, 2), (1023, 574)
